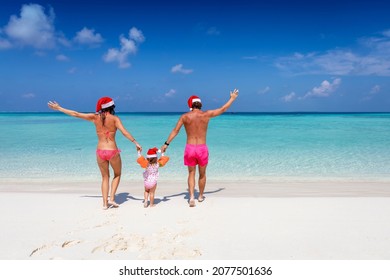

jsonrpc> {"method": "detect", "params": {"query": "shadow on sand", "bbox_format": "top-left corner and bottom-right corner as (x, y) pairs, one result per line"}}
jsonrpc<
(81, 187), (225, 206)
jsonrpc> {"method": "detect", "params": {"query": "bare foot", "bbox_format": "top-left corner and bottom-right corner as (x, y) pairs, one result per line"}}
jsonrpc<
(189, 199), (196, 207)
(144, 201), (149, 208)
(198, 196), (205, 202)
(108, 201), (119, 208)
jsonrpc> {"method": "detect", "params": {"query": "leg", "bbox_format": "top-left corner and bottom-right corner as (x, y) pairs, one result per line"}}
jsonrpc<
(198, 165), (207, 202)
(97, 155), (110, 209)
(149, 184), (157, 207)
(108, 153), (122, 207)
(144, 188), (149, 208)
(187, 166), (196, 207)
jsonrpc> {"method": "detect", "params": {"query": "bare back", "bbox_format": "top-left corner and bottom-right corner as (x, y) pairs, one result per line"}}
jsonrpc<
(181, 110), (210, 144)
(94, 113), (119, 150)
(163, 89), (238, 150)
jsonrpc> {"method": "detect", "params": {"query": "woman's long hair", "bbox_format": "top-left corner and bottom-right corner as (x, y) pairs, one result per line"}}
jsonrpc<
(99, 105), (115, 126)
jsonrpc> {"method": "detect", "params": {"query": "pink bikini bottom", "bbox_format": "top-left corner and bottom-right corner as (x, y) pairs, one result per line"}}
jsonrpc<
(96, 149), (121, 161)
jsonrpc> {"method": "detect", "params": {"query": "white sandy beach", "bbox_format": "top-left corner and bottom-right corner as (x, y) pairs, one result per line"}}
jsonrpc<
(1, 181), (390, 260)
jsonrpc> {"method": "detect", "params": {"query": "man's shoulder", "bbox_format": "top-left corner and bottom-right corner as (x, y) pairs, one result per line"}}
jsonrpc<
(181, 110), (207, 118)
(181, 111), (193, 119)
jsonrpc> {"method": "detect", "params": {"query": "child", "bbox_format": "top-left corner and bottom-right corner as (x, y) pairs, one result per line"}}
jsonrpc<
(137, 147), (169, 207)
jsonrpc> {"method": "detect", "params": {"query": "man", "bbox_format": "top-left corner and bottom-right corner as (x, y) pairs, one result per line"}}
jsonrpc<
(161, 89), (239, 207)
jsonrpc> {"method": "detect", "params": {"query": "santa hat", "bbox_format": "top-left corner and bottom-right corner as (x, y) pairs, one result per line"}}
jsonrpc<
(187, 95), (201, 110)
(96, 97), (115, 113)
(146, 147), (160, 158)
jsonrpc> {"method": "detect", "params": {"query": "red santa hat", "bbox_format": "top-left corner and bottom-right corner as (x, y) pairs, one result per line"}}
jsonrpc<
(96, 97), (115, 113)
(187, 95), (201, 110)
(146, 147), (160, 158)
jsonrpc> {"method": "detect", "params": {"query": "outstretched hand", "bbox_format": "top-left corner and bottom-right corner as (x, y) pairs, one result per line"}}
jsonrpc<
(230, 88), (239, 99)
(47, 101), (60, 111)
(161, 145), (167, 153)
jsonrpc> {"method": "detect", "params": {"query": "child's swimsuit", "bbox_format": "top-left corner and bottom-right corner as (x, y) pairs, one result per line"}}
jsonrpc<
(137, 155), (170, 189)
(184, 144), (209, 166)
(96, 149), (121, 161)
(143, 163), (159, 189)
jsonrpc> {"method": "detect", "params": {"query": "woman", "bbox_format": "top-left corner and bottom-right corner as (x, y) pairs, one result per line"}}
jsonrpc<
(48, 97), (141, 210)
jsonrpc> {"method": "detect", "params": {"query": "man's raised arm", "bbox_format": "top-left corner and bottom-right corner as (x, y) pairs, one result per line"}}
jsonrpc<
(206, 88), (239, 118)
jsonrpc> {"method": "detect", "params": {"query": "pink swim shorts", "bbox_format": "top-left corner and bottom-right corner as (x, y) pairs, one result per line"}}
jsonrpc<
(184, 144), (209, 166)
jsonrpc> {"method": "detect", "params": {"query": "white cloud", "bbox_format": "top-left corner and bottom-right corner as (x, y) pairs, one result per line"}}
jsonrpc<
(57, 34), (71, 48)
(2, 4), (57, 49)
(68, 67), (77, 74)
(304, 78), (341, 99)
(164, 89), (176, 97)
(74, 27), (103, 45)
(103, 27), (145, 69)
(0, 38), (12, 49)
(171, 64), (193, 74)
(22, 92), (35, 99)
(207, 27), (220, 36)
(129, 27), (145, 43)
(152, 89), (177, 103)
(194, 23), (221, 36)
(34, 50), (47, 57)
(370, 84), (381, 94)
(104, 48), (130, 68)
(276, 51), (358, 75)
(243, 56), (258, 60)
(362, 84), (381, 101)
(276, 31), (390, 76)
(383, 29), (390, 37)
(258, 86), (270, 95)
(282, 92), (296, 102)
(56, 54), (68, 61)
(119, 36), (137, 54)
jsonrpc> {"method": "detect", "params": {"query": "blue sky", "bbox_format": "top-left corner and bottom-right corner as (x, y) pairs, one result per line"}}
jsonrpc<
(1, 0), (389, 112)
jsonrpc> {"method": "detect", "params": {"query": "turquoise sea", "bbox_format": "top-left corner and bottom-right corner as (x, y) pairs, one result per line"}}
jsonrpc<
(1, 112), (390, 184)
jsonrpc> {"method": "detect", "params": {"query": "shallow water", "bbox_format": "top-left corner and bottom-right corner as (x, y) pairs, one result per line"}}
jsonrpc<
(1, 112), (389, 183)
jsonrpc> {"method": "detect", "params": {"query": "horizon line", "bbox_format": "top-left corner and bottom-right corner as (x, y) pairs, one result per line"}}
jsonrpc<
(1, 111), (390, 114)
